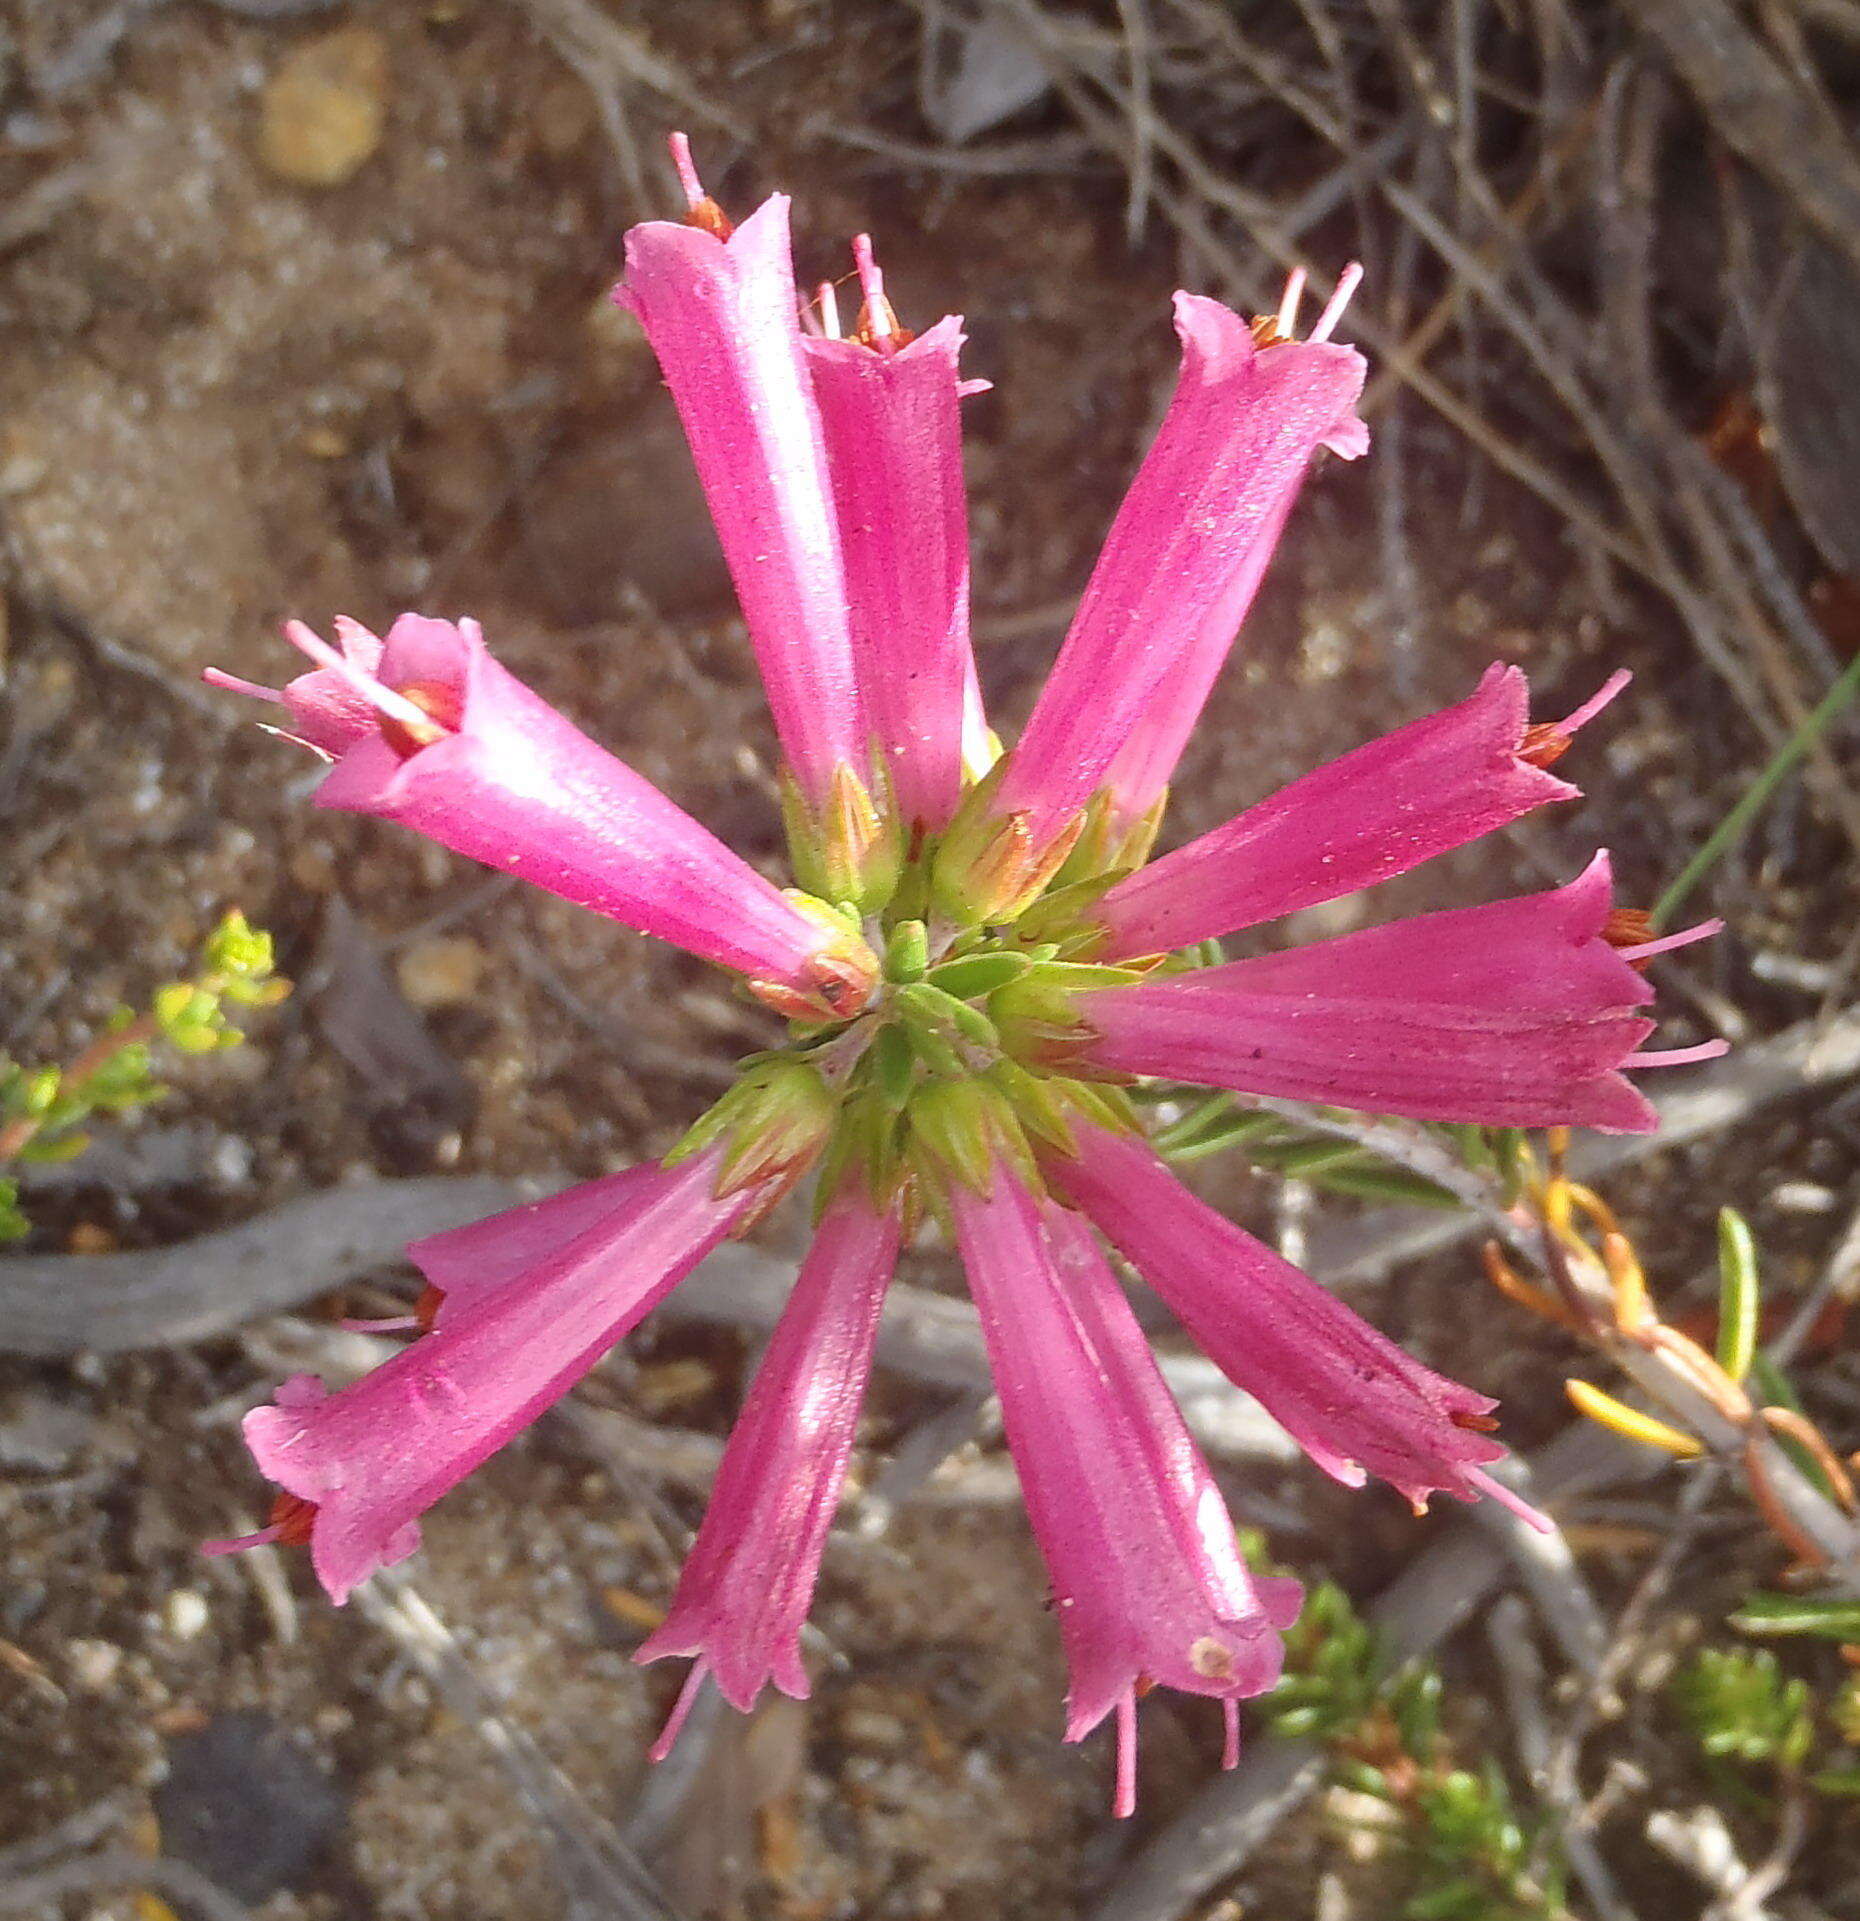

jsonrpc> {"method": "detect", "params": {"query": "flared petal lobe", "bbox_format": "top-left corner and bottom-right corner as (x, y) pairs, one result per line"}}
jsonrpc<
(995, 294), (1368, 847)
(1079, 854), (1661, 1133)
(804, 314), (976, 830)
(950, 1157), (1298, 1810)
(239, 1149), (752, 1603)
(308, 615), (866, 1004)
(1048, 1125), (1533, 1521)
(1097, 664), (1577, 958)
(621, 198), (863, 802)
(636, 1187), (901, 1714)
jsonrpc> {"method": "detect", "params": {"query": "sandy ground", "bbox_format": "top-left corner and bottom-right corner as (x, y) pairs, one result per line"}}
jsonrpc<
(3, 3), (1858, 1918)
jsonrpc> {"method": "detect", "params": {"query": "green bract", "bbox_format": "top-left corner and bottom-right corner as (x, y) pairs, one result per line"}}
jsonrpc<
(667, 824), (1156, 1223)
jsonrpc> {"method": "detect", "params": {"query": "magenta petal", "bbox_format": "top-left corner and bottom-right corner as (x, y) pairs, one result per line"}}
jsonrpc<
(950, 1159), (1297, 1756)
(636, 1187), (901, 1710)
(804, 315), (976, 830)
(407, 1166), (673, 1325)
(621, 198), (863, 802)
(1098, 664), (1578, 957)
(309, 615), (835, 990)
(1051, 1126), (1513, 1514)
(241, 1150), (750, 1603)
(995, 294), (1368, 844)
(1082, 855), (1660, 1133)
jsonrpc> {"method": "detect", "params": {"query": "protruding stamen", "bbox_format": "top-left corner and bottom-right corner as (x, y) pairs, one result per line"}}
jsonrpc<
(1221, 1698), (1241, 1771)
(339, 1314), (422, 1334)
(667, 131), (732, 239)
(201, 1523), (284, 1556)
(203, 1490), (318, 1559)
(282, 622), (461, 760)
(1615, 918), (1723, 964)
(1276, 268), (1306, 341)
(816, 279), (842, 341)
(850, 233), (911, 350)
(284, 622), (437, 738)
(1464, 1466), (1555, 1534)
(1626, 1039), (1730, 1070)
(1519, 669), (1632, 768)
(202, 667), (285, 705)
(1309, 261), (1364, 343)
(1113, 1690), (1139, 1819)
(1557, 668), (1633, 738)
(647, 1659), (711, 1762)
(668, 131), (705, 212)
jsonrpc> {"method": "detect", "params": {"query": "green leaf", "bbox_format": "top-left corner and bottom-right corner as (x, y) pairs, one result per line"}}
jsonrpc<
(1672, 1647), (1815, 1770)
(1731, 1591), (1860, 1641)
(1715, 1207), (1760, 1383)
(0, 1177), (27, 1243)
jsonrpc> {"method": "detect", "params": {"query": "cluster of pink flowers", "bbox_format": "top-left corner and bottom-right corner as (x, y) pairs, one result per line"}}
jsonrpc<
(206, 138), (1721, 1814)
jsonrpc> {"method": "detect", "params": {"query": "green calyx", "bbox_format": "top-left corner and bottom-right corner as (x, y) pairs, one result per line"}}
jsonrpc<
(667, 1056), (838, 1199)
(729, 766), (1186, 1225)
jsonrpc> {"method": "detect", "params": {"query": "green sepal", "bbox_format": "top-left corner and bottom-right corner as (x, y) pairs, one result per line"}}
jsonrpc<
(812, 1093), (905, 1221)
(868, 1023), (917, 1108)
(984, 1060), (1078, 1157)
(779, 762), (904, 914)
(905, 1022), (967, 1079)
(884, 919), (930, 984)
(925, 951), (1030, 1000)
(907, 1079), (1033, 1196)
(665, 1057), (835, 1197)
(896, 980), (1000, 1051)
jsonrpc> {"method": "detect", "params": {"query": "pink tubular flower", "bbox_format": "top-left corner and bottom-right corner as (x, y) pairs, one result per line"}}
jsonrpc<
(949, 1153), (1301, 1815)
(1096, 662), (1599, 960)
(1047, 1123), (1548, 1528)
(205, 1148), (758, 1603)
(218, 612), (876, 1020)
(208, 139), (1730, 1819)
(802, 236), (978, 832)
(635, 1185), (901, 1743)
(1076, 854), (1681, 1133)
(620, 158), (863, 806)
(987, 281), (1368, 851)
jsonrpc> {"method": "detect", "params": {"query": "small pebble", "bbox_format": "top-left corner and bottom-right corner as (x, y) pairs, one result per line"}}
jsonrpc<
(395, 936), (485, 1009)
(66, 1638), (124, 1691)
(259, 28), (389, 189)
(164, 1590), (210, 1641)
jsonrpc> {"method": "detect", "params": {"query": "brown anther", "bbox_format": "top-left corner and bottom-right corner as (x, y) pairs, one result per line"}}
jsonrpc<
(378, 680), (464, 759)
(414, 1283), (445, 1332)
(1248, 314), (1290, 347)
(853, 304), (916, 352)
(267, 1490), (318, 1547)
(1518, 721), (1571, 770)
(1450, 1408), (1502, 1434)
(685, 197), (734, 241)
(1602, 908), (1657, 951)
